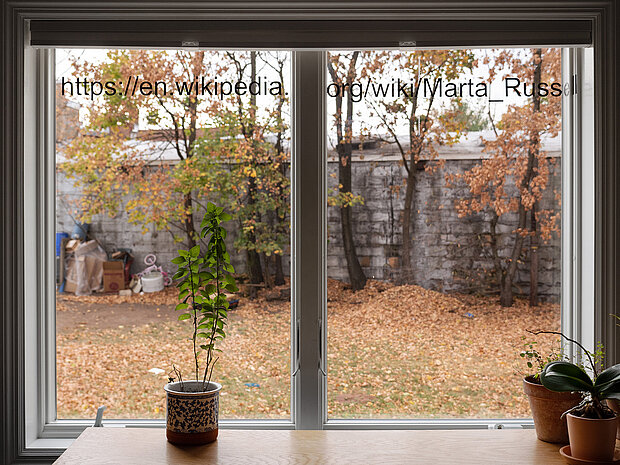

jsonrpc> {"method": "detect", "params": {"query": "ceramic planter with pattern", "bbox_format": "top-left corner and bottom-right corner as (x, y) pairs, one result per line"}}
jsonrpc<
(164, 381), (222, 445)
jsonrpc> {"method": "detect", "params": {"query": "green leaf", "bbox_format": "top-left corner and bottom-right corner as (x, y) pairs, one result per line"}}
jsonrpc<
(189, 244), (201, 258)
(225, 283), (239, 292)
(172, 269), (187, 280)
(175, 303), (189, 311)
(540, 361), (594, 393)
(594, 363), (620, 398)
(171, 256), (185, 265)
(178, 314), (191, 321)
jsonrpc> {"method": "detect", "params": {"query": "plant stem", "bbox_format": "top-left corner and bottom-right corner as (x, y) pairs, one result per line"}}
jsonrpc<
(188, 256), (199, 382)
(202, 222), (223, 389)
(527, 330), (598, 377)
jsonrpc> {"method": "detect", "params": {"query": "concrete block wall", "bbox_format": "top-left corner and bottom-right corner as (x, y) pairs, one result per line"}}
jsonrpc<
(57, 155), (561, 300)
(326, 158), (561, 301)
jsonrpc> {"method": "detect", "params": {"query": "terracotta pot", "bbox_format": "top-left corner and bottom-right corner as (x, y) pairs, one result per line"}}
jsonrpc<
(164, 380), (221, 445)
(523, 376), (583, 443)
(607, 398), (620, 440)
(566, 412), (618, 462)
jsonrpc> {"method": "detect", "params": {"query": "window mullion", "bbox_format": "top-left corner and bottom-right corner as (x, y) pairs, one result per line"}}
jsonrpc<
(292, 50), (327, 430)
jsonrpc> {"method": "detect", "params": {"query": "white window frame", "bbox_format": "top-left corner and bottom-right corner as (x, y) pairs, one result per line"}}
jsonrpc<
(3, 3), (618, 463)
(25, 44), (595, 437)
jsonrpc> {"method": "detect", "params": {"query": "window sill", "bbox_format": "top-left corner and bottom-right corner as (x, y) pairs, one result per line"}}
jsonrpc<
(54, 427), (575, 464)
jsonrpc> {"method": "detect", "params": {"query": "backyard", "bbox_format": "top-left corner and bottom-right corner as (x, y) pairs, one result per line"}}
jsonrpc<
(56, 279), (559, 420)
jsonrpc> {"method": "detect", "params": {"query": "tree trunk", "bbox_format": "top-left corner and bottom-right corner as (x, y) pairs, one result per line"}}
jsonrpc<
(273, 57), (287, 288)
(274, 254), (285, 286)
(400, 161), (419, 283)
(530, 202), (539, 306)
(500, 209), (527, 307)
(488, 212), (503, 291)
(327, 53), (366, 290)
(245, 51), (264, 286)
(261, 253), (274, 288)
(183, 192), (197, 248)
(529, 48), (542, 307)
(339, 141), (367, 290)
(180, 54), (202, 250)
(246, 248), (263, 285)
(500, 162), (535, 306)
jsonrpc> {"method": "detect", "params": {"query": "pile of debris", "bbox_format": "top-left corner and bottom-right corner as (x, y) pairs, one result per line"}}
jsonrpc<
(58, 237), (133, 296)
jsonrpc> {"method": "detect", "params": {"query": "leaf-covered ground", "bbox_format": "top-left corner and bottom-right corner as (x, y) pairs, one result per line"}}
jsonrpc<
(56, 280), (559, 420)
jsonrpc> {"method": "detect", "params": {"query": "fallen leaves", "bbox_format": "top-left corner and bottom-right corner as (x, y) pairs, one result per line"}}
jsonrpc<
(56, 279), (559, 421)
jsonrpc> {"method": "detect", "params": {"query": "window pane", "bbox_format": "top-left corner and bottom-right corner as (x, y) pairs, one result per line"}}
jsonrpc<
(55, 49), (291, 420)
(326, 49), (563, 419)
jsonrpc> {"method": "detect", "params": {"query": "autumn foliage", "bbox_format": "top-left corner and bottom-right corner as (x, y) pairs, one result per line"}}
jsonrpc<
(448, 49), (562, 306)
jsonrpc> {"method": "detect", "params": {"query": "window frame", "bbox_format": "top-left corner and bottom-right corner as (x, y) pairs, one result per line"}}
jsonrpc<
(2, 2), (618, 463)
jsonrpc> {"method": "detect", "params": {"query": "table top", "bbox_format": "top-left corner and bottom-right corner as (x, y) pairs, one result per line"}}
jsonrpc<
(52, 427), (586, 464)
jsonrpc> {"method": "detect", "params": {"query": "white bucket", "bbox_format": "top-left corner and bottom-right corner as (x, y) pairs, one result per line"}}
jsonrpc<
(141, 271), (164, 293)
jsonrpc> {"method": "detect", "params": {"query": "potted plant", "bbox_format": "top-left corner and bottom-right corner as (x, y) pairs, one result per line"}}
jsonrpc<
(164, 203), (238, 445)
(540, 334), (620, 462)
(520, 335), (582, 443)
(608, 314), (620, 440)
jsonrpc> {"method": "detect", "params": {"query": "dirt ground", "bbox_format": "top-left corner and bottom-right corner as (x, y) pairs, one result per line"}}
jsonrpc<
(56, 299), (177, 332)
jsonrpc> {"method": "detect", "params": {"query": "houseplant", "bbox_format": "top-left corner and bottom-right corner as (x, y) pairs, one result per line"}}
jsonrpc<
(164, 203), (238, 445)
(520, 337), (582, 444)
(540, 334), (620, 462)
(608, 314), (620, 439)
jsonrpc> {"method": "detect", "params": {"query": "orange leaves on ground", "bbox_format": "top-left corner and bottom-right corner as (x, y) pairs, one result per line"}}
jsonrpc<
(57, 280), (559, 420)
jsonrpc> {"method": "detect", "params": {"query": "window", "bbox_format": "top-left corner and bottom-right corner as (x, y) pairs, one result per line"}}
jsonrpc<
(3, 4), (618, 463)
(325, 48), (565, 420)
(54, 48), (292, 422)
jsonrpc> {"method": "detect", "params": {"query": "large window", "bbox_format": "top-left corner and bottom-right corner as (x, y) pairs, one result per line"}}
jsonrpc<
(325, 49), (564, 419)
(55, 49), (292, 420)
(5, 7), (615, 462)
(49, 45), (592, 427)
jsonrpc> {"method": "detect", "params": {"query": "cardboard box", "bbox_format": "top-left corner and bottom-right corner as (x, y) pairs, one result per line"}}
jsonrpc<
(103, 261), (125, 292)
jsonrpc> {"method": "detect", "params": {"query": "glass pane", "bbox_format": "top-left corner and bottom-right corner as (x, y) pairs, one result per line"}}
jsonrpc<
(55, 49), (291, 419)
(326, 49), (563, 419)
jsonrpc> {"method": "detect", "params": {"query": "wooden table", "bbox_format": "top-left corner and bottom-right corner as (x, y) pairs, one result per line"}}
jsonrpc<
(52, 427), (585, 464)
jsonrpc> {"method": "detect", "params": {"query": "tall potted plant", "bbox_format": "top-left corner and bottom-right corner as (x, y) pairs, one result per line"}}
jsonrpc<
(540, 335), (620, 462)
(164, 203), (238, 445)
(520, 337), (582, 444)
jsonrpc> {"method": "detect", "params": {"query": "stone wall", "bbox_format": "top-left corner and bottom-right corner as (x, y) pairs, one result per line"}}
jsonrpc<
(56, 152), (561, 300)
(55, 170), (253, 278)
(326, 157), (561, 301)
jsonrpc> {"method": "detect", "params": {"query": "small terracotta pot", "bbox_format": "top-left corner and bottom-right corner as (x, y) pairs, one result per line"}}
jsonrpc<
(566, 412), (618, 462)
(523, 376), (583, 443)
(164, 380), (222, 445)
(606, 398), (620, 440)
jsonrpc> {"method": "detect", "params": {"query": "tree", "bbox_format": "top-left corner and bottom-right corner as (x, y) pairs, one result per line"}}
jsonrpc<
(62, 49), (219, 249)
(61, 50), (291, 289)
(446, 99), (488, 132)
(327, 52), (367, 291)
(195, 51), (290, 289)
(448, 48), (561, 307)
(367, 50), (476, 282)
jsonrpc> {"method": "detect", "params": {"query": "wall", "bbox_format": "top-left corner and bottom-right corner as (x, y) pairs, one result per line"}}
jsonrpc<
(56, 146), (561, 300)
(326, 156), (561, 301)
